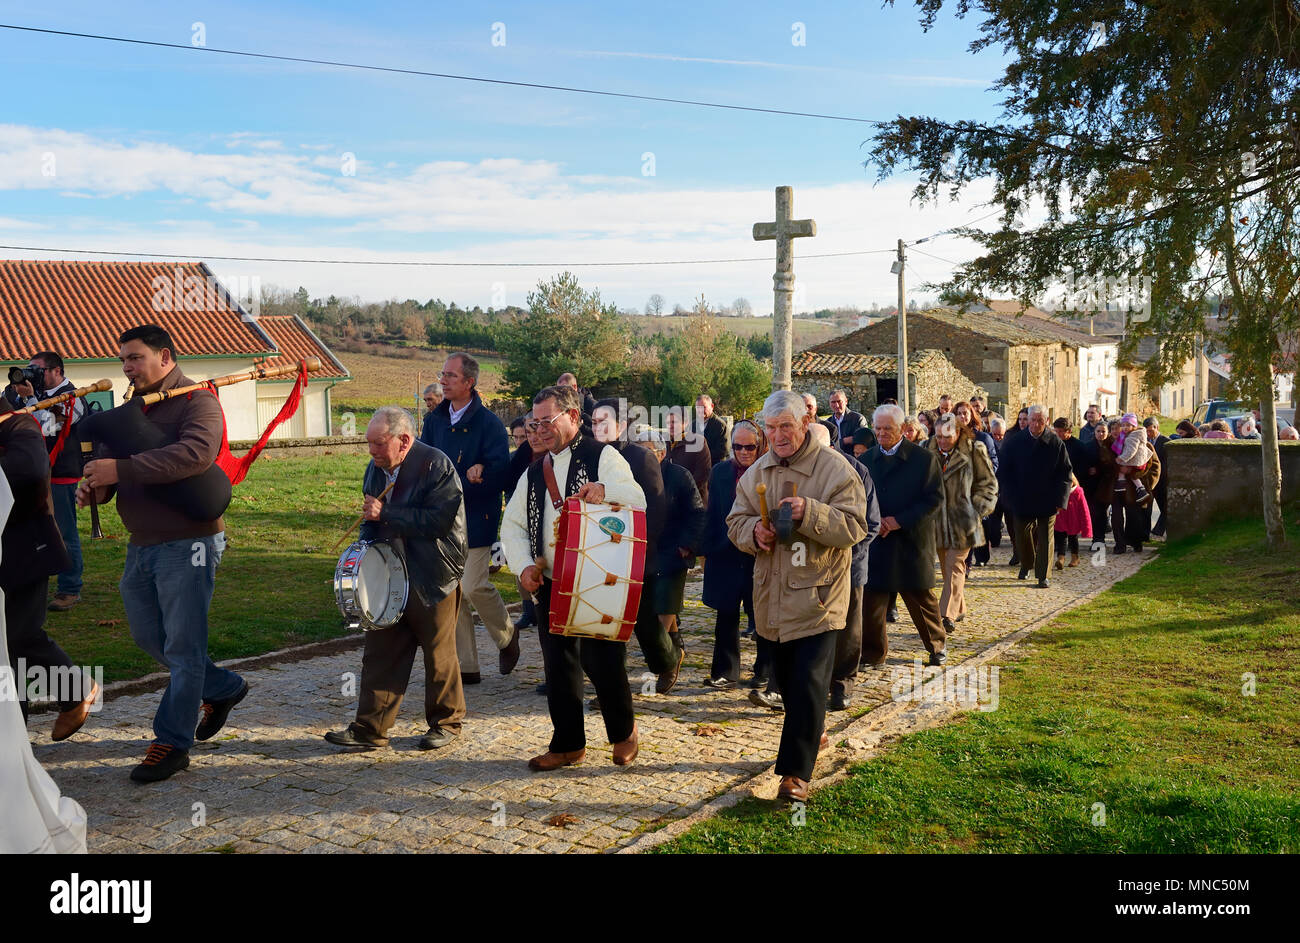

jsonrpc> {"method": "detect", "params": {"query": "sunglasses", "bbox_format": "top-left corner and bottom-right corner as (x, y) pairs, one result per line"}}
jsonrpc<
(732, 443), (758, 452)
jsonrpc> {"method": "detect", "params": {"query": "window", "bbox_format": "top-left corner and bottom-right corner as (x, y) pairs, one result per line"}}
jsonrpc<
(1049, 354), (1056, 383)
(1020, 360), (1028, 388)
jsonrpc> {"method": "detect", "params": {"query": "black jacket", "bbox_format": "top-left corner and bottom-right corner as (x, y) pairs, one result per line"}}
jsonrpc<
(360, 440), (466, 607)
(843, 450), (882, 586)
(699, 415), (727, 465)
(610, 440), (666, 560)
(702, 459), (754, 611)
(998, 428), (1074, 519)
(0, 412), (70, 590)
(653, 460), (705, 576)
(828, 411), (867, 454)
(1150, 434), (1170, 495)
(860, 438), (942, 592)
(419, 391), (509, 548)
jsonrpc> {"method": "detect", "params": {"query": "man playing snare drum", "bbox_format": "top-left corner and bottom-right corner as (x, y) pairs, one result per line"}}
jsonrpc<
(325, 406), (469, 751)
(501, 385), (646, 771)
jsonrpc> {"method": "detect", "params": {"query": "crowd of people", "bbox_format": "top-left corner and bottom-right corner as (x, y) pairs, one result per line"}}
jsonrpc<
(0, 333), (1220, 808)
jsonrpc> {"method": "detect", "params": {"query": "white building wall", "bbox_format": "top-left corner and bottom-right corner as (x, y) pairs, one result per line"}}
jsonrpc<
(1077, 343), (1120, 417)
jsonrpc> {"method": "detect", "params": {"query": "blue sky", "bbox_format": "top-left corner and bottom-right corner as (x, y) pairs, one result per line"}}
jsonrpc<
(0, 1), (1010, 312)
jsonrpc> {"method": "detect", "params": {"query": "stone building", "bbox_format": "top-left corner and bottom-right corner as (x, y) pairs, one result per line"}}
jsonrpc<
(791, 348), (985, 417)
(802, 306), (1114, 424)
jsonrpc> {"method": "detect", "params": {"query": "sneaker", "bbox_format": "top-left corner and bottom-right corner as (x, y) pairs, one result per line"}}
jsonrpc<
(195, 680), (249, 741)
(749, 689), (784, 712)
(886, 607), (899, 623)
(130, 742), (190, 783)
(703, 677), (735, 689)
(418, 726), (456, 750)
(47, 593), (80, 612)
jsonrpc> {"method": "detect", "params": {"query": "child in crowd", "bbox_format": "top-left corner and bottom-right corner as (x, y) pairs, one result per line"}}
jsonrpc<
(1054, 473), (1092, 568)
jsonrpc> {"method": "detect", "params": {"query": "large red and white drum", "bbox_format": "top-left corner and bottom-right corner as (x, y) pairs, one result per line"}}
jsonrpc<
(549, 498), (647, 641)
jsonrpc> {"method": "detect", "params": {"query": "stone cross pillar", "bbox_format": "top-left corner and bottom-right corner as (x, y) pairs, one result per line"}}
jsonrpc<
(753, 186), (816, 392)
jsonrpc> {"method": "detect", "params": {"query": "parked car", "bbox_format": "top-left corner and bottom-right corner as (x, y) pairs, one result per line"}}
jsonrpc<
(1187, 400), (1294, 436)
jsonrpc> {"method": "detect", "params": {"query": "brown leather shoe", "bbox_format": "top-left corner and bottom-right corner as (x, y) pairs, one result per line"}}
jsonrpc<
(778, 776), (809, 802)
(528, 748), (585, 771)
(819, 732), (829, 752)
(656, 643), (685, 695)
(499, 628), (521, 675)
(612, 725), (639, 766)
(51, 679), (99, 742)
(47, 593), (80, 612)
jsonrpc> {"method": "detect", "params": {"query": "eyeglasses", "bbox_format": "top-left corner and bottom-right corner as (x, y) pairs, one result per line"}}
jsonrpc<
(439, 371), (462, 380)
(732, 443), (758, 452)
(525, 413), (566, 432)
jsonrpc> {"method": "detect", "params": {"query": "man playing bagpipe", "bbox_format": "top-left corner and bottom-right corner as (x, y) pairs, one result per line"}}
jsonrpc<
(77, 325), (248, 783)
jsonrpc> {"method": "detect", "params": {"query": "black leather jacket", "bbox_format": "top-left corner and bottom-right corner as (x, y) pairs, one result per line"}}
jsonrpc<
(0, 412), (71, 590)
(359, 440), (467, 607)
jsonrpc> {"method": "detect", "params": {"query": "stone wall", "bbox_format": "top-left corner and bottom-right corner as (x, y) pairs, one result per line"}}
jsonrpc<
(833, 319), (1078, 422)
(794, 358), (984, 419)
(1164, 439), (1300, 540)
(229, 435), (369, 459)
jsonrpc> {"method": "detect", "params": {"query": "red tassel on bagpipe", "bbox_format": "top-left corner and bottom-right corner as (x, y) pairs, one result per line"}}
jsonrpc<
(208, 359), (310, 486)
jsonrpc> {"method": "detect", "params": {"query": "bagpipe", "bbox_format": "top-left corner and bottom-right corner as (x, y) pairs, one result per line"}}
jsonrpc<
(78, 358), (322, 522)
(0, 378), (114, 425)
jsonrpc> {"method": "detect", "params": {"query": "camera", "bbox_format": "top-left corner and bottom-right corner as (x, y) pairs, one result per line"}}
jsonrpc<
(7, 364), (44, 393)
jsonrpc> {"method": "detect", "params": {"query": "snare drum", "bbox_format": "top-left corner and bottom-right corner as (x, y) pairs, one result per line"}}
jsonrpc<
(549, 498), (646, 641)
(334, 540), (408, 630)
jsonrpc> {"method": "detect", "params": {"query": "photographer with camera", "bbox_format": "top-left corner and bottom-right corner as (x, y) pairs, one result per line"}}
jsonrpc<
(5, 353), (85, 611)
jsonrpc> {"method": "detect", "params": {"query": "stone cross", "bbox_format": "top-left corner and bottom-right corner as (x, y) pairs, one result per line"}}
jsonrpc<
(753, 186), (816, 391)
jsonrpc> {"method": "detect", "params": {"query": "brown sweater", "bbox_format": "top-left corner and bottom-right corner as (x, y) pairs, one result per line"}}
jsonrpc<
(102, 366), (225, 546)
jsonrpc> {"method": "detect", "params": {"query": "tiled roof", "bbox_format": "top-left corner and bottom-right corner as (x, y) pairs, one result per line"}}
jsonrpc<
(0, 260), (275, 362)
(258, 315), (349, 380)
(808, 305), (1108, 354)
(793, 347), (954, 377)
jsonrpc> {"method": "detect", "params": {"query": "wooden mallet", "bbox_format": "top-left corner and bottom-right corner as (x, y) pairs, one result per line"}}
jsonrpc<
(332, 478), (397, 552)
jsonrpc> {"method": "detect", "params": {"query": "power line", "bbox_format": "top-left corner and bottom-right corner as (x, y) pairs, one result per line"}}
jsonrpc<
(0, 23), (882, 125)
(908, 245), (964, 266)
(0, 243), (896, 267)
(910, 207), (1004, 246)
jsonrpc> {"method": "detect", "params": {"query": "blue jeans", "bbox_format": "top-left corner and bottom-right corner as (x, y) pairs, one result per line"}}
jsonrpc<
(50, 482), (83, 596)
(119, 533), (243, 750)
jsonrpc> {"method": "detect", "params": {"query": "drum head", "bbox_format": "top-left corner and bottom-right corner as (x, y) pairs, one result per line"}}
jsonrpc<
(335, 540), (408, 630)
(357, 542), (408, 628)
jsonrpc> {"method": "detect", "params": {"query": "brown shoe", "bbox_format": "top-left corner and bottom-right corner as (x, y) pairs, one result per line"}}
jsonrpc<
(528, 748), (585, 771)
(818, 732), (829, 752)
(51, 679), (99, 741)
(1054, 555), (1065, 570)
(1069, 553), (1080, 567)
(47, 593), (80, 612)
(499, 628), (521, 675)
(777, 776), (809, 802)
(656, 644), (685, 695)
(612, 725), (639, 766)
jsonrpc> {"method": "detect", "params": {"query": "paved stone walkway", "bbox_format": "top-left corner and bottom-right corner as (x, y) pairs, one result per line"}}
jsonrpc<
(29, 544), (1153, 853)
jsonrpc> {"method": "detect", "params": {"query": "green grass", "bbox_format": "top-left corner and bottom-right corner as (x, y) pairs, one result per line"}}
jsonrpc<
(45, 452), (519, 683)
(655, 512), (1300, 854)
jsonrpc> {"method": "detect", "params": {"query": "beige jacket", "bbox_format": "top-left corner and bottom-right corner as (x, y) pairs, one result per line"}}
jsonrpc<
(727, 438), (868, 643)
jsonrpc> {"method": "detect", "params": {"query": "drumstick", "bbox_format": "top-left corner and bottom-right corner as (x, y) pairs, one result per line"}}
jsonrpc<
(756, 482), (770, 527)
(332, 478), (397, 552)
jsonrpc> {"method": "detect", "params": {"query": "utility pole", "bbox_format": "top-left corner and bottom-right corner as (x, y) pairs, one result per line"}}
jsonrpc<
(895, 239), (909, 414)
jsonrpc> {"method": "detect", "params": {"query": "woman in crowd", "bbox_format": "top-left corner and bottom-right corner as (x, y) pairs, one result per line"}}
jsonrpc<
(702, 420), (766, 689)
(916, 410), (936, 439)
(927, 413), (998, 631)
(1172, 420), (1199, 439)
(902, 415), (929, 444)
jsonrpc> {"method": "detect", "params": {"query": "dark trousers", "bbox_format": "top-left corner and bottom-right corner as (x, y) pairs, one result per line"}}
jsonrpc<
(753, 633), (776, 690)
(536, 581), (634, 752)
(829, 586), (864, 699)
(355, 586), (465, 737)
(1053, 533), (1080, 555)
(1151, 486), (1168, 537)
(974, 508), (1004, 564)
(710, 592), (754, 682)
(1086, 492), (1109, 544)
(1005, 512), (1018, 561)
(633, 573), (678, 674)
(772, 630), (837, 781)
(863, 588), (946, 663)
(1014, 514), (1056, 581)
(3, 576), (82, 720)
(1110, 495), (1145, 550)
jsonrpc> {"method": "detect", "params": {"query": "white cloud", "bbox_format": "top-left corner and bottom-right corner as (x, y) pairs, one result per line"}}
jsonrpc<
(0, 123), (1002, 310)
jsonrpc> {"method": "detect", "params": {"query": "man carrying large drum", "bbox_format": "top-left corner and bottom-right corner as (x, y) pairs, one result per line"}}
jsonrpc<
(501, 385), (646, 771)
